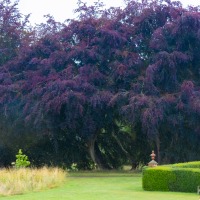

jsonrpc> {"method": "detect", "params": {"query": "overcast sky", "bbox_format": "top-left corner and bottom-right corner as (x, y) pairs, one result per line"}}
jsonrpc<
(17, 0), (200, 25)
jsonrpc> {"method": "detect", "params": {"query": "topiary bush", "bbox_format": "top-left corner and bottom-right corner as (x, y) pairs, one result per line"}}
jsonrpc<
(171, 161), (200, 169)
(142, 161), (200, 193)
(142, 167), (176, 191)
(171, 168), (200, 192)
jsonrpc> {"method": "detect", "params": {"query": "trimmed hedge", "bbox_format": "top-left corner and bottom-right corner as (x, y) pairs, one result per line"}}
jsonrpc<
(142, 161), (200, 193)
(142, 167), (176, 191)
(171, 161), (200, 169)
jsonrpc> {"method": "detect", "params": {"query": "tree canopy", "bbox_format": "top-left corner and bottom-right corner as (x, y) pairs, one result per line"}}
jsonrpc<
(0, 0), (199, 169)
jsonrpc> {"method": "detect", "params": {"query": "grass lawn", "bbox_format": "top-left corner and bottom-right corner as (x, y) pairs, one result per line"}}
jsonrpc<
(0, 172), (198, 200)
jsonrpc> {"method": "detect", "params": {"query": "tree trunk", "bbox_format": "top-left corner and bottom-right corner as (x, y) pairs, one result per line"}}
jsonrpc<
(112, 133), (137, 170)
(52, 137), (59, 155)
(156, 136), (160, 163)
(87, 135), (105, 170)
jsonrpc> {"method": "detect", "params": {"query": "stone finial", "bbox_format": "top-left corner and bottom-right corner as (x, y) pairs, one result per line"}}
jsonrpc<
(150, 150), (156, 160)
(148, 150), (158, 167)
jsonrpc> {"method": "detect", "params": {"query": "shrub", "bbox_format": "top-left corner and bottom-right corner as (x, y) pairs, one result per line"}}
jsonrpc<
(171, 168), (200, 192)
(142, 161), (200, 193)
(171, 161), (200, 169)
(142, 167), (176, 191)
(12, 149), (30, 168)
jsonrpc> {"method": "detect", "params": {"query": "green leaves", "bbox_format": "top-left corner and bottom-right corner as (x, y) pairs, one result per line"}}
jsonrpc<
(12, 149), (30, 168)
(143, 161), (200, 192)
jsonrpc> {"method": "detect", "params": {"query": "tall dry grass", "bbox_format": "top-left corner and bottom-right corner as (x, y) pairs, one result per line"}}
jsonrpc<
(0, 167), (66, 196)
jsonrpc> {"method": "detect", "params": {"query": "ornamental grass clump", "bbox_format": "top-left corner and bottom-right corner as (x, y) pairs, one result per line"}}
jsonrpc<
(0, 167), (66, 196)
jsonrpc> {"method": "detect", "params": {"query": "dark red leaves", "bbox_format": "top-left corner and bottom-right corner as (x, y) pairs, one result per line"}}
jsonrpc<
(0, 0), (199, 147)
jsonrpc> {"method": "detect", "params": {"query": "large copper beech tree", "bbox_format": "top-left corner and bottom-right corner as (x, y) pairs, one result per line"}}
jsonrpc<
(0, 0), (199, 169)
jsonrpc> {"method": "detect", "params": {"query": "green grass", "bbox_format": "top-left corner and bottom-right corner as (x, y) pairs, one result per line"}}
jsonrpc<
(0, 172), (198, 200)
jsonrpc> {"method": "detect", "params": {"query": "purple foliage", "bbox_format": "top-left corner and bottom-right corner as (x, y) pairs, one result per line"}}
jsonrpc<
(0, 0), (200, 165)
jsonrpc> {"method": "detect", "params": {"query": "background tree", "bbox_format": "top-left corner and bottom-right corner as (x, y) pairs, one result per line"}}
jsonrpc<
(0, 0), (31, 66)
(0, 0), (199, 169)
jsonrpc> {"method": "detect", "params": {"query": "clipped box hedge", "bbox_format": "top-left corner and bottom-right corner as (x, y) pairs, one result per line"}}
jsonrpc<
(142, 161), (200, 193)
